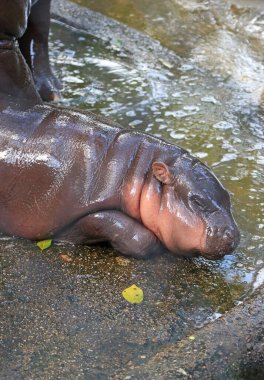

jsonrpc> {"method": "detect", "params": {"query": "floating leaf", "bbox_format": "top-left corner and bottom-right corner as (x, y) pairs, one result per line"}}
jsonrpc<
(36, 239), (52, 251)
(122, 284), (143, 304)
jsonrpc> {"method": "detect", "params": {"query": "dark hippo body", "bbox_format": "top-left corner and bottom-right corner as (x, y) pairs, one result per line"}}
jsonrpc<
(0, 101), (240, 259)
(0, 1), (240, 259)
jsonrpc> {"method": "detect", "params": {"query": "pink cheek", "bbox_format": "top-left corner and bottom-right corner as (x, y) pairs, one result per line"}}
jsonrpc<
(159, 200), (205, 253)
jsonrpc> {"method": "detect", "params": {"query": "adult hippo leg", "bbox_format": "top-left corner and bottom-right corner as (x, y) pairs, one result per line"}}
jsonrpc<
(0, 0), (41, 104)
(57, 211), (163, 258)
(18, 0), (62, 102)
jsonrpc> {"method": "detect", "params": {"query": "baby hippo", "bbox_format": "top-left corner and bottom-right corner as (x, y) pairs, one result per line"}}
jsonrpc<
(0, 102), (240, 260)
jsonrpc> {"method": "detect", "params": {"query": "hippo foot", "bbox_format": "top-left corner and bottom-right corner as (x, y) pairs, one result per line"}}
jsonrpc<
(33, 68), (62, 102)
(0, 41), (42, 105)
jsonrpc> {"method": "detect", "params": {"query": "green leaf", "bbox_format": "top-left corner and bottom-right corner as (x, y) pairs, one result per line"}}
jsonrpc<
(36, 239), (52, 251)
(122, 284), (143, 304)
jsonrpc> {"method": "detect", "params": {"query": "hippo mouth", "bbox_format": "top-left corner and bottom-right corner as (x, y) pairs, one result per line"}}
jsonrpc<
(201, 249), (228, 261)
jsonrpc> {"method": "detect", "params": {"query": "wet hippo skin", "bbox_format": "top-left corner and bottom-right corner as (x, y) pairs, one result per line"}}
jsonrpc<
(0, 0), (61, 101)
(0, 101), (240, 260)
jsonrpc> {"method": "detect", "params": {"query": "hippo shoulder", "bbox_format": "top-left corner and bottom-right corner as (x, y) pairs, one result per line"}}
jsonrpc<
(47, 104), (124, 132)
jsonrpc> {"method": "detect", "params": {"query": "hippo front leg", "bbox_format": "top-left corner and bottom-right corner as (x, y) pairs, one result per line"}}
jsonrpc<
(18, 0), (62, 102)
(58, 211), (163, 258)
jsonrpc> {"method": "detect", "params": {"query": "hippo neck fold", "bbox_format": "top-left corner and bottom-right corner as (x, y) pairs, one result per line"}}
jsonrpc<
(119, 131), (185, 223)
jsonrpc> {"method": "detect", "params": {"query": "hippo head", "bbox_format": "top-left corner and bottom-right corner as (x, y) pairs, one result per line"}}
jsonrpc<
(150, 154), (240, 260)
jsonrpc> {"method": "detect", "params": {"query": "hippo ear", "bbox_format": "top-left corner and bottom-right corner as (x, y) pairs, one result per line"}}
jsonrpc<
(152, 162), (174, 185)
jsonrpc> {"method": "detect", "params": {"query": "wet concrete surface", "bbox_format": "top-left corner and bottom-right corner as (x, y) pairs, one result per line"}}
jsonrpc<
(114, 285), (264, 380)
(1, 238), (263, 379)
(0, 0), (263, 379)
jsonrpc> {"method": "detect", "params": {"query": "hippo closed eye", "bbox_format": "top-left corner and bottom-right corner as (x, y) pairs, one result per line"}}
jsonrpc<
(0, 103), (240, 260)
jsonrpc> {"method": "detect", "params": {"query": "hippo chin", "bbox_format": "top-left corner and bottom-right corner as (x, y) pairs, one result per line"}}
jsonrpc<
(0, 102), (240, 260)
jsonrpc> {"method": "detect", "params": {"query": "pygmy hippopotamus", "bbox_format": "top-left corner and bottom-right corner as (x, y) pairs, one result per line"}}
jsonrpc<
(0, 101), (240, 260)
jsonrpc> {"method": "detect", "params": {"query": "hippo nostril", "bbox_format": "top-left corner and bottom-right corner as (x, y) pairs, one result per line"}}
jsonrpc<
(223, 229), (233, 241)
(207, 227), (213, 237)
(205, 224), (240, 258)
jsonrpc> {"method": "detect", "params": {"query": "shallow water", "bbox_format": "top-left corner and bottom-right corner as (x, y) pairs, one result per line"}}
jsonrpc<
(49, 0), (264, 305)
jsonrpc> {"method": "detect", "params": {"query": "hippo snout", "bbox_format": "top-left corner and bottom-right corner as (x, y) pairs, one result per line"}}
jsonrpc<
(222, 226), (240, 248)
(202, 222), (240, 260)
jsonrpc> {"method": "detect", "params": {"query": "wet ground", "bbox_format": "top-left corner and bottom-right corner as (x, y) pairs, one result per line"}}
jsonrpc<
(1, 0), (264, 378)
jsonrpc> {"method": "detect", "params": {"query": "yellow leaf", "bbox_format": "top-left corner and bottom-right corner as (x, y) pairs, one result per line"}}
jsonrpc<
(188, 335), (196, 341)
(36, 239), (52, 251)
(122, 284), (143, 304)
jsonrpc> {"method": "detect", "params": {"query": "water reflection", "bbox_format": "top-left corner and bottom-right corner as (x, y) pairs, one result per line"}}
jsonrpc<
(49, 0), (264, 301)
